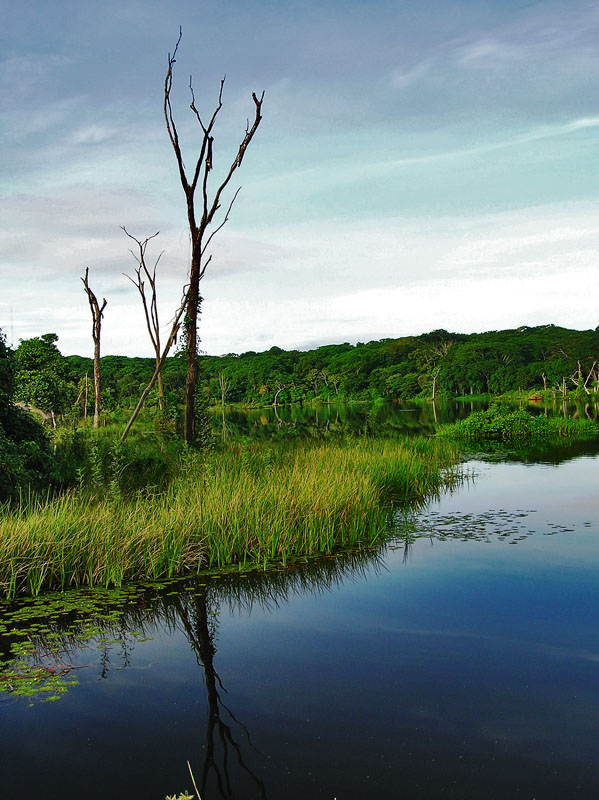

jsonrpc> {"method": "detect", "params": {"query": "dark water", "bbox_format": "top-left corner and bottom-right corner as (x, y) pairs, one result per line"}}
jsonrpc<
(214, 397), (599, 441)
(1, 420), (598, 798)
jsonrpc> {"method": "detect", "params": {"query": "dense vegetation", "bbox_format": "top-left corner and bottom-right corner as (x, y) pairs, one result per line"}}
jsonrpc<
(0, 437), (461, 597)
(5, 324), (597, 427)
(2, 320), (599, 596)
(440, 404), (599, 444)
(0, 331), (57, 499)
(62, 323), (599, 413)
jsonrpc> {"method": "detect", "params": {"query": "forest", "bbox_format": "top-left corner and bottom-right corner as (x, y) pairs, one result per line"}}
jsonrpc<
(10, 323), (599, 422)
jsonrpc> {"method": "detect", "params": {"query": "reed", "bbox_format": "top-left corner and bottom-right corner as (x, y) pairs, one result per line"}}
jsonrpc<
(0, 437), (461, 597)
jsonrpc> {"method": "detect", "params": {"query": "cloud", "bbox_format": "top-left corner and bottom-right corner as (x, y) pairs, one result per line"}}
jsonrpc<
(455, 38), (523, 65)
(390, 59), (433, 89)
(68, 125), (119, 146)
(0, 53), (71, 95)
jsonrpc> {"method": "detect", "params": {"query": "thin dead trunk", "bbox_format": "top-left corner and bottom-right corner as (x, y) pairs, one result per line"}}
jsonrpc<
(81, 269), (107, 428)
(122, 228), (166, 410)
(218, 371), (231, 407)
(431, 366), (440, 401)
(120, 286), (188, 442)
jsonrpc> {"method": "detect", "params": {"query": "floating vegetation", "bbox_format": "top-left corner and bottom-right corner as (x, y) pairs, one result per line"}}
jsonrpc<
(0, 545), (388, 705)
(392, 506), (589, 550)
(0, 584), (157, 704)
(439, 405), (599, 445)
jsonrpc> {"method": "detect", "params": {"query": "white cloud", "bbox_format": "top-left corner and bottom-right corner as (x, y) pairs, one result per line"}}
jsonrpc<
(456, 38), (522, 65)
(69, 125), (119, 146)
(390, 59), (433, 89)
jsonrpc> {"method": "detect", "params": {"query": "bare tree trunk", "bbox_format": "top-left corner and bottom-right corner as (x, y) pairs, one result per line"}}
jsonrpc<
(120, 288), (187, 443)
(183, 253), (202, 443)
(431, 366), (440, 401)
(218, 371), (231, 407)
(123, 228), (167, 410)
(164, 28), (264, 445)
(81, 269), (107, 428)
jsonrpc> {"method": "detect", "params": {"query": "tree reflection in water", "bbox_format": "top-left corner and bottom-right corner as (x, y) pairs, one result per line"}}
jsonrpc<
(0, 546), (386, 798)
(172, 586), (267, 799)
(166, 551), (385, 799)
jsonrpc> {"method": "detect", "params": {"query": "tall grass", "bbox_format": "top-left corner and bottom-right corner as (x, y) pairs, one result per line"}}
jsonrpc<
(0, 437), (460, 597)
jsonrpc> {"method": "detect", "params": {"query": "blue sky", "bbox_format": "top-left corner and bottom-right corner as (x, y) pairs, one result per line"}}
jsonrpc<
(1, 0), (598, 356)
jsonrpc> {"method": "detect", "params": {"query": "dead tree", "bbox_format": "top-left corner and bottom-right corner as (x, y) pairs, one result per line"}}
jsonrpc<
(273, 381), (294, 411)
(122, 227), (166, 410)
(570, 360), (598, 396)
(218, 371), (231, 407)
(81, 269), (107, 428)
(75, 373), (90, 419)
(120, 283), (189, 443)
(164, 28), (264, 445)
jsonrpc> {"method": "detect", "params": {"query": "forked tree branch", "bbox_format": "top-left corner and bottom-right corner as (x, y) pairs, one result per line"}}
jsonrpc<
(163, 27), (264, 444)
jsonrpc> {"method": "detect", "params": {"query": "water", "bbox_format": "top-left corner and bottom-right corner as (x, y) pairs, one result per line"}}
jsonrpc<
(1, 426), (598, 797)
(213, 397), (599, 441)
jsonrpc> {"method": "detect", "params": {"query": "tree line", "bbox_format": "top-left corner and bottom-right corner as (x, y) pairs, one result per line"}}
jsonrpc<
(7, 324), (598, 424)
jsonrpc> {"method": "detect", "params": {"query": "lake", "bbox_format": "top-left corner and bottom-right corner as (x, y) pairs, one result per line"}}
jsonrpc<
(1, 404), (598, 798)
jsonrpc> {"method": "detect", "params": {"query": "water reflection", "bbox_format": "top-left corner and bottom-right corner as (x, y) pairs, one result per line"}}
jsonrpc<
(171, 588), (268, 799)
(2, 438), (599, 798)
(211, 397), (599, 442)
(211, 400), (463, 441)
(0, 548), (386, 798)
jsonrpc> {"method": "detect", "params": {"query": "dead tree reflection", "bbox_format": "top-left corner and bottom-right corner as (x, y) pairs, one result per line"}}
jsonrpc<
(173, 587), (267, 799)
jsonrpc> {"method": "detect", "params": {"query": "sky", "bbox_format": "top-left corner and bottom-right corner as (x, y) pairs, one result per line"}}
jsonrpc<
(1, 0), (598, 357)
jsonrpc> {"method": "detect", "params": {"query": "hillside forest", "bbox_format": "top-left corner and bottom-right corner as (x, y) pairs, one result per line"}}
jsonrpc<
(9, 324), (599, 423)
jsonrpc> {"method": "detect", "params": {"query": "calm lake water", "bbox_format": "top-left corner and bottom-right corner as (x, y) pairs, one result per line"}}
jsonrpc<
(1, 404), (598, 798)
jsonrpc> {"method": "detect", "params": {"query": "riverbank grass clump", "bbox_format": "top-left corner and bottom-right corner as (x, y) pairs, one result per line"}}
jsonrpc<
(439, 405), (598, 443)
(0, 437), (461, 597)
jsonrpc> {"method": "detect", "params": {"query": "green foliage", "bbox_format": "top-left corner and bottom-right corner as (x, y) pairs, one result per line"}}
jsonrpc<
(62, 323), (599, 411)
(0, 330), (57, 500)
(49, 425), (179, 496)
(192, 387), (215, 453)
(440, 404), (599, 443)
(15, 333), (76, 415)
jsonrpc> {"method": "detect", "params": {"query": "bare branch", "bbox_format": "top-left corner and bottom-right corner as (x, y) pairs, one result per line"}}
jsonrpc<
(201, 186), (242, 259)
(120, 280), (190, 443)
(205, 91), (264, 227)
(164, 27), (190, 194)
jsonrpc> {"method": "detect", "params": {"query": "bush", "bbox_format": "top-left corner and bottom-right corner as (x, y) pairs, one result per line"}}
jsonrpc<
(439, 404), (598, 443)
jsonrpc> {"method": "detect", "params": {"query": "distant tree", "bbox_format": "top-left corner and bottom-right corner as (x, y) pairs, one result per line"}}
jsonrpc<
(81, 269), (107, 428)
(15, 333), (75, 424)
(164, 28), (264, 444)
(218, 372), (231, 407)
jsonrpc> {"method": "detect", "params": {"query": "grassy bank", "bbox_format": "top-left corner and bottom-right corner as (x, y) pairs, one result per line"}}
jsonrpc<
(0, 437), (461, 597)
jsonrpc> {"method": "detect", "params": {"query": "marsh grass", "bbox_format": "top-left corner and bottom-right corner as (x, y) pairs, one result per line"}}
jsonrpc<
(0, 437), (460, 597)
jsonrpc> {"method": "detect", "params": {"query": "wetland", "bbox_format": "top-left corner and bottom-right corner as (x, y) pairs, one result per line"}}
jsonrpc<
(1, 402), (598, 798)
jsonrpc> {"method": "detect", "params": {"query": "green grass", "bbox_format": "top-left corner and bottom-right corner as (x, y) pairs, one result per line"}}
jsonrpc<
(0, 437), (461, 597)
